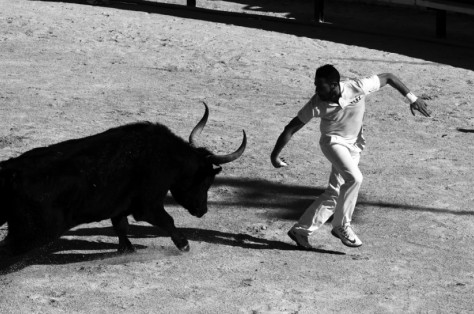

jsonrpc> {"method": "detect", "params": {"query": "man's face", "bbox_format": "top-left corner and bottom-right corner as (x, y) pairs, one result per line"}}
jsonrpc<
(315, 77), (340, 102)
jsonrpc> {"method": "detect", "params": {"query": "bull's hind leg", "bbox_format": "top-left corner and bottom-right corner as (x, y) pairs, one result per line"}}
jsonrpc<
(111, 216), (135, 253)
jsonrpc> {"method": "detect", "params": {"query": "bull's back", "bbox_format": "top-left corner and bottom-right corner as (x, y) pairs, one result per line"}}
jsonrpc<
(1, 122), (163, 169)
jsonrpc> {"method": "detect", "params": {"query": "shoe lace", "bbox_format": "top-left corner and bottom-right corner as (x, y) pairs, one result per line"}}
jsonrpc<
(342, 226), (355, 239)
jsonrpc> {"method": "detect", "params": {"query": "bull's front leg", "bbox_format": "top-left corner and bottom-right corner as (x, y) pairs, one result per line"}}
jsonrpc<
(111, 216), (135, 253)
(138, 207), (190, 252)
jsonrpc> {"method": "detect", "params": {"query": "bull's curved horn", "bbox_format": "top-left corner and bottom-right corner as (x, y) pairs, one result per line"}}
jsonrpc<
(207, 130), (247, 165)
(189, 102), (209, 147)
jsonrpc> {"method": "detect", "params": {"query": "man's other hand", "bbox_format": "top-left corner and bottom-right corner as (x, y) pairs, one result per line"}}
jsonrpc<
(410, 99), (431, 117)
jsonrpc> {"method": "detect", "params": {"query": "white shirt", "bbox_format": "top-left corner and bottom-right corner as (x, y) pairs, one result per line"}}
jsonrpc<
(297, 75), (381, 150)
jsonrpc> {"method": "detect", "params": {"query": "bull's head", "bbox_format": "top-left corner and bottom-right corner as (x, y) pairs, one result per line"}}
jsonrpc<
(170, 102), (246, 217)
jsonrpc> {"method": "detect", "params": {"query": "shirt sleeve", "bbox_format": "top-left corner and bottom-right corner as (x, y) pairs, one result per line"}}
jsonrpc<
(297, 95), (320, 124)
(356, 75), (381, 95)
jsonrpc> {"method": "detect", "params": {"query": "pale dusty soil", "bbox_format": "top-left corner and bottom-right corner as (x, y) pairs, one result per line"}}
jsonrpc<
(1, 0), (474, 313)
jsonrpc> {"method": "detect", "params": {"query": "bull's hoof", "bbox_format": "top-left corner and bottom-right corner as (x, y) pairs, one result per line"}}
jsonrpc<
(171, 235), (189, 252)
(178, 244), (190, 252)
(174, 239), (190, 252)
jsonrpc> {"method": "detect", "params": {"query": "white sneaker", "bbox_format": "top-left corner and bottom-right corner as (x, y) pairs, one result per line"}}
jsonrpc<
(287, 229), (312, 249)
(331, 225), (362, 247)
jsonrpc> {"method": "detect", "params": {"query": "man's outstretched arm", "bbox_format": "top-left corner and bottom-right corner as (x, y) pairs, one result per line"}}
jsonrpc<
(270, 117), (306, 168)
(378, 73), (432, 117)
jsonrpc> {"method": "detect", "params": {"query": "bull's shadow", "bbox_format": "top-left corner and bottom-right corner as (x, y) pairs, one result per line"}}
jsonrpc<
(69, 225), (344, 254)
(0, 226), (345, 274)
(0, 238), (129, 274)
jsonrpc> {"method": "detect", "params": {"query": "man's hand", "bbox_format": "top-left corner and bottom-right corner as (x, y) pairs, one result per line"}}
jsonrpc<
(270, 117), (305, 169)
(271, 155), (288, 168)
(410, 99), (431, 117)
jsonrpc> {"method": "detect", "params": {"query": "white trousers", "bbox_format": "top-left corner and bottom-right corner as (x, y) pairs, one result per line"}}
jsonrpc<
(292, 140), (363, 236)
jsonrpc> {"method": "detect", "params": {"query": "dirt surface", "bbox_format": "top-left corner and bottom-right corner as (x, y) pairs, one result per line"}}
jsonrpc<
(1, 0), (474, 312)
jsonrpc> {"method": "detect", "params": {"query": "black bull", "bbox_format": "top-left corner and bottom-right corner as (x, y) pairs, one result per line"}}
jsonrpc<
(0, 103), (246, 254)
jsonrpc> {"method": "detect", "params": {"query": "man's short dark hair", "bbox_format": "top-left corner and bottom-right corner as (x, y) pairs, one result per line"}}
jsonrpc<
(315, 64), (340, 83)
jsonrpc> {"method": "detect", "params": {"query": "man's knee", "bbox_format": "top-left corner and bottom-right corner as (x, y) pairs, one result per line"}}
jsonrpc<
(354, 172), (363, 185)
(347, 171), (363, 185)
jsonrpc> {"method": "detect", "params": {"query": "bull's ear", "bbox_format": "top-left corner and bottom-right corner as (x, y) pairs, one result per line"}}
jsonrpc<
(213, 166), (222, 175)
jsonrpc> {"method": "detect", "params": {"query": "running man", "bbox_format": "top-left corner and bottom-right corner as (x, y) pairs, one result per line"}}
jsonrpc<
(270, 64), (431, 249)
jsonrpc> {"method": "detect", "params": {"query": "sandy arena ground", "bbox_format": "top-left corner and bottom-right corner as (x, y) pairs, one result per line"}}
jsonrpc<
(1, 0), (473, 312)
